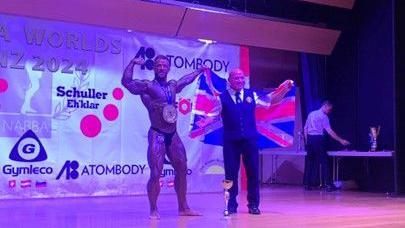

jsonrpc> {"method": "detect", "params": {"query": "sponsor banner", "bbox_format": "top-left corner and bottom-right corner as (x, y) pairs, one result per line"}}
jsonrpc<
(0, 13), (239, 198)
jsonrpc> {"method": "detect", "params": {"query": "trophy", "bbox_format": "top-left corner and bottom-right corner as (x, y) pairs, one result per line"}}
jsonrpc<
(297, 131), (304, 151)
(369, 126), (380, 151)
(222, 180), (233, 216)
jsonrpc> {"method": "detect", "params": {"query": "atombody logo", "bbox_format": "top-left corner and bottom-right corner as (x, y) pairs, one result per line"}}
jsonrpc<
(56, 160), (147, 180)
(135, 46), (230, 72)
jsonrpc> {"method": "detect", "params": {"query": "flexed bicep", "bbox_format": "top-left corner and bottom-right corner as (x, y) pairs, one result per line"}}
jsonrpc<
(123, 79), (151, 95)
(122, 57), (151, 95)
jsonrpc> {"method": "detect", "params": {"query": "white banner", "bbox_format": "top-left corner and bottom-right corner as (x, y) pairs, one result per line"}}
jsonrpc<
(0, 13), (240, 198)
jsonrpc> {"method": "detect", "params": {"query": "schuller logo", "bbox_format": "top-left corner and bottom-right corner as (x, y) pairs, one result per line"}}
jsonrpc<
(9, 129), (47, 162)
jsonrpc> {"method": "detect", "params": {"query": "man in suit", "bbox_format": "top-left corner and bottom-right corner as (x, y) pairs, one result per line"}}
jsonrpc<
(219, 68), (293, 214)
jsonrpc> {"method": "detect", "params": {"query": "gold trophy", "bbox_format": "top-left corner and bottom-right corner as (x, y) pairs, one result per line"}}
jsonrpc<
(223, 180), (233, 216)
(369, 126), (380, 151)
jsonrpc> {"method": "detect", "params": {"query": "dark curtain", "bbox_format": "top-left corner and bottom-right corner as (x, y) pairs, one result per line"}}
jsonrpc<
(300, 53), (327, 116)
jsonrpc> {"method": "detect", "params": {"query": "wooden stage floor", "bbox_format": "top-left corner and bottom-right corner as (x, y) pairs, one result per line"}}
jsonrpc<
(1, 185), (405, 227)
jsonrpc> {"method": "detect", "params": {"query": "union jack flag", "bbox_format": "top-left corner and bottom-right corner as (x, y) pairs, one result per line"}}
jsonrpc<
(255, 88), (296, 148)
(189, 70), (296, 149)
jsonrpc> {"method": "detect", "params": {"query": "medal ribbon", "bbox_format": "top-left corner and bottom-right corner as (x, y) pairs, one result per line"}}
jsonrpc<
(164, 85), (173, 105)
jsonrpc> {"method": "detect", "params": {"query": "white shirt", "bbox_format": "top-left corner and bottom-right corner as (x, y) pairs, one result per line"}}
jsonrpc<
(227, 87), (259, 104)
(210, 86), (269, 116)
(304, 109), (331, 135)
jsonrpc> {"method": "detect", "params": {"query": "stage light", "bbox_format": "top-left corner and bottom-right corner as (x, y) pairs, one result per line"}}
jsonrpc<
(197, 38), (217, 44)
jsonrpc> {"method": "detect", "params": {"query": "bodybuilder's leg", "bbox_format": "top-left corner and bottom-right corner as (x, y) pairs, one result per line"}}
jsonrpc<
(147, 128), (165, 219)
(167, 132), (200, 216)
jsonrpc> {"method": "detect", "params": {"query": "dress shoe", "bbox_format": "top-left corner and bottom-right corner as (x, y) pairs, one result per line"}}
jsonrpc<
(248, 207), (261, 215)
(228, 207), (237, 214)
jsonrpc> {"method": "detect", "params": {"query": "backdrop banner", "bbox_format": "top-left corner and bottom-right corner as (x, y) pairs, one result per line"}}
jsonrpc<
(0, 13), (240, 198)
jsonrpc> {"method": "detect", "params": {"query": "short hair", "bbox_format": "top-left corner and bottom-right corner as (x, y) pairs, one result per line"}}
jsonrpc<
(322, 100), (333, 107)
(154, 55), (171, 66)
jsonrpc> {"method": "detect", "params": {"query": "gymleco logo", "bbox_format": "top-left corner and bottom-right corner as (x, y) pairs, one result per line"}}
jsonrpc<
(2, 129), (53, 177)
(161, 155), (193, 178)
(9, 129), (47, 162)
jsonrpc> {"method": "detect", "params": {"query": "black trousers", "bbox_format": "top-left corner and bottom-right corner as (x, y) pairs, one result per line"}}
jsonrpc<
(223, 137), (259, 209)
(304, 135), (331, 187)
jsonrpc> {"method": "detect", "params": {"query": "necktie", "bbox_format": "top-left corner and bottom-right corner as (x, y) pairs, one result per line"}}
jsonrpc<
(235, 91), (242, 104)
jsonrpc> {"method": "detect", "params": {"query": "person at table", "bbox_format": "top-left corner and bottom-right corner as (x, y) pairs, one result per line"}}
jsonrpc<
(303, 100), (350, 191)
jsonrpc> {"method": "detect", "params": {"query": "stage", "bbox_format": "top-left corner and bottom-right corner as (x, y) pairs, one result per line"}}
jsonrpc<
(1, 185), (405, 227)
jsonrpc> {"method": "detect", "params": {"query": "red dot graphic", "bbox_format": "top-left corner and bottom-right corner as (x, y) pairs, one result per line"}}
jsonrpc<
(112, 88), (124, 100)
(80, 115), (102, 138)
(0, 78), (8, 93)
(103, 104), (119, 121)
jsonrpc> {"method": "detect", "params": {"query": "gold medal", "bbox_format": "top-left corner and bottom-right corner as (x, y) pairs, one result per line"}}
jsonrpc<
(163, 104), (177, 123)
